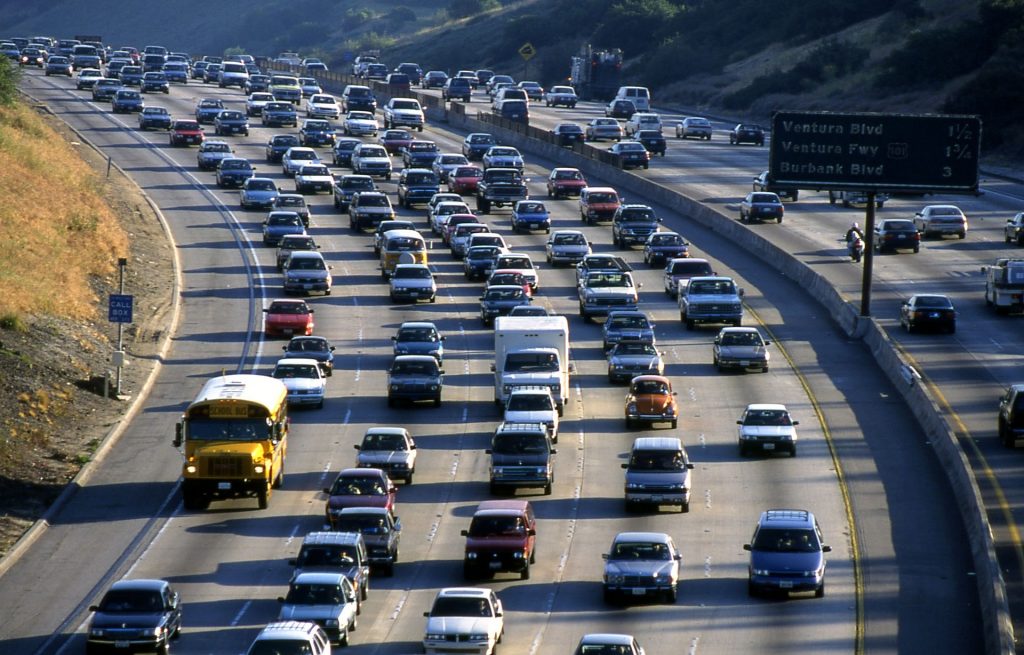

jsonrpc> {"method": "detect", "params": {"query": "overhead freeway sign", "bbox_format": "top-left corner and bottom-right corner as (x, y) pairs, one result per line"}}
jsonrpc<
(768, 111), (981, 195)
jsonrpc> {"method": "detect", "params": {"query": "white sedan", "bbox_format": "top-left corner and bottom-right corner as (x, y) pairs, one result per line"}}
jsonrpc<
(345, 111), (379, 136)
(305, 93), (341, 119)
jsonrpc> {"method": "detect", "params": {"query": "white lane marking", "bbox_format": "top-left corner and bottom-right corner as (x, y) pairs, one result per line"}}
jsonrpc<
(317, 462), (333, 487)
(704, 489), (712, 509)
(688, 637), (700, 655)
(389, 592), (409, 621)
(229, 600), (252, 627)
(285, 523), (301, 548)
(697, 433), (706, 448)
(704, 555), (712, 578)
(343, 408), (351, 424)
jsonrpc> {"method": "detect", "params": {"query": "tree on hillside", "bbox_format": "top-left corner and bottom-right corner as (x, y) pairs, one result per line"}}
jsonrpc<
(449, 0), (499, 19)
(0, 58), (21, 106)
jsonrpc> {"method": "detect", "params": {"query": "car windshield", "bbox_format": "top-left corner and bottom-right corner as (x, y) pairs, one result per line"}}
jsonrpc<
(394, 267), (431, 279)
(431, 596), (493, 618)
(930, 207), (961, 216)
(883, 220), (916, 231)
(689, 280), (735, 294)
(359, 194), (389, 207)
(396, 327), (438, 343)
(336, 514), (390, 534)
(553, 233), (586, 245)
(613, 343), (658, 356)
(204, 143), (230, 153)
(391, 360), (438, 375)
(493, 432), (548, 453)
(288, 338), (328, 353)
(470, 135), (495, 144)
(632, 379), (670, 396)
(285, 583), (344, 606)
(751, 193), (779, 203)
(393, 100), (420, 110)
(486, 288), (523, 300)
(619, 144), (645, 152)
(248, 180), (276, 191)
(359, 147), (387, 158)
(268, 301), (308, 313)
(299, 166), (329, 176)
(342, 178), (375, 191)
(331, 476), (386, 496)
(290, 151), (316, 161)
(295, 545), (355, 567)
(349, 112), (374, 121)
(610, 541), (671, 561)
(312, 95), (335, 104)
(671, 261), (711, 275)
(98, 589), (165, 612)
(743, 409), (792, 426)
(386, 130), (411, 140)
(276, 197), (307, 209)
(507, 394), (551, 411)
(266, 104), (293, 112)
(651, 234), (682, 245)
(288, 256), (326, 271)
(362, 432), (408, 451)
(490, 274), (523, 286)
(609, 315), (649, 329)
(273, 363), (320, 379)
(555, 170), (584, 181)
(222, 160), (250, 170)
(588, 273), (630, 288)
(469, 515), (526, 536)
(753, 528), (820, 553)
(387, 237), (423, 252)
(505, 352), (557, 372)
(578, 644), (634, 655)
(588, 193), (617, 203)
(517, 202), (545, 214)
(720, 331), (763, 346)
(305, 121), (330, 130)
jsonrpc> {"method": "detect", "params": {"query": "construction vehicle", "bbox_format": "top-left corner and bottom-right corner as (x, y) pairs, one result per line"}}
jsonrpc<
(982, 258), (1024, 314)
(570, 45), (623, 101)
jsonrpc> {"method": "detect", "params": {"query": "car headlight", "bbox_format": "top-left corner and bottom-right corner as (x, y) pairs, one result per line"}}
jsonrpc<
(390, 384), (400, 391)
(468, 634), (488, 642)
(144, 627), (164, 637)
(185, 465), (197, 474)
(513, 551), (524, 559)
(466, 551), (478, 559)
(536, 467), (547, 475)
(324, 619), (339, 627)
(90, 628), (105, 637)
(425, 632), (447, 641)
(491, 468), (504, 478)
(329, 508), (344, 516)
(606, 572), (625, 584)
(254, 465), (265, 474)
(664, 406), (676, 416)
(612, 363), (624, 370)
(551, 383), (561, 395)
(626, 403), (637, 413)
(429, 384), (439, 391)
(626, 482), (643, 490)
(752, 568), (771, 576)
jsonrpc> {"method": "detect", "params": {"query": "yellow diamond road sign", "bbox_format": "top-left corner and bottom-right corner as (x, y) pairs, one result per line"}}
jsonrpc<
(519, 43), (536, 61)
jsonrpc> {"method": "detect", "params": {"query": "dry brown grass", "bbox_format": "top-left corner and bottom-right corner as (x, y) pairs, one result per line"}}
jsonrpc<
(0, 103), (129, 319)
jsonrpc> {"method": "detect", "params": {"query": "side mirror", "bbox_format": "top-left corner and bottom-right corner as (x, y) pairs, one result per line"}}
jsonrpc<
(489, 364), (496, 372)
(89, 605), (100, 612)
(288, 558), (297, 565)
(736, 420), (743, 425)
(528, 528), (537, 536)
(792, 420), (800, 426)
(394, 518), (402, 531)
(460, 529), (469, 536)
(620, 463), (628, 469)
(686, 462), (694, 469)
(353, 444), (361, 450)
(738, 288), (745, 297)
(424, 611), (430, 617)
(173, 423), (183, 447)
(277, 596), (285, 603)
(322, 487), (331, 494)
(485, 449), (493, 454)
(822, 545), (832, 553)
(439, 336), (446, 341)
(602, 553), (609, 560)
(743, 544), (752, 551)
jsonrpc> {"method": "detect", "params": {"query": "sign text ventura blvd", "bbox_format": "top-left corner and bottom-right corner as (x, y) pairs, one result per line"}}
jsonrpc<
(768, 111), (981, 194)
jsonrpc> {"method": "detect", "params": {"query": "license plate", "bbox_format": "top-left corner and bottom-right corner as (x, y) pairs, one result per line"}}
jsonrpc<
(530, 223), (538, 229)
(115, 641), (130, 648)
(489, 561), (502, 570)
(650, 495), (664, 502)
(218, 482), (231, 490)
(779, 580), (793, 589)
(409, 291), (419, 297)
(762, 443), (775, 451)
(303, 284), (313, 290)
(929, 312), (939, 318)
(740, 360), (750, 367)
(631, 588), (646, 595)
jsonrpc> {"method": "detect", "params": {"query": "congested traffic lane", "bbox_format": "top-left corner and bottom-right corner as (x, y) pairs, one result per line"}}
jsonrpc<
(0, 67), (980, 655)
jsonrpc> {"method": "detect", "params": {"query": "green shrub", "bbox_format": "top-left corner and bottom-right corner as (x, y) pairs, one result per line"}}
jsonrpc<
(0, 58), (21, 107)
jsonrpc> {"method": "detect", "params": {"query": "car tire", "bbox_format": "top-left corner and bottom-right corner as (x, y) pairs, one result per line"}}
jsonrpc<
(685, 319), (694, 330)
(748, 581), (758, 597)
(664, 586), (678, 603)
(257, 486), (268, 510)
(671, 420), (678, 429)
(815, 582), (825, 598)
(739, 442), (748, 457)
(521, 564), (530, 580)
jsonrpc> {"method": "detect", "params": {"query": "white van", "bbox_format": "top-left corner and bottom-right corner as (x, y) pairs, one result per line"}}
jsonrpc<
(615, 86), (651, 112)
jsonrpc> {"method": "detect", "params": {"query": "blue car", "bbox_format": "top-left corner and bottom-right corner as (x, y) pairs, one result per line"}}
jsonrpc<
(511, 200), (551, 234)
(262, 211), (306, 247)
(240, 177), (279, 210)
(391, 321), (446, 362)
(194, 98), (224, 124)
(111, 89), (144, 113)
(745, 509), (832, 598)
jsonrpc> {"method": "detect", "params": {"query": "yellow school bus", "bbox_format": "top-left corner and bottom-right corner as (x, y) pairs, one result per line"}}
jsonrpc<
(173, 374), (288, 510)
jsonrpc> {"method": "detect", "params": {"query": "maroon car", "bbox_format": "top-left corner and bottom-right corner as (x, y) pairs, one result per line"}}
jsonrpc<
(461, 500), (537, 580)
(324, 468), (397, 528)
(378, 128), (414, 155)
(546, 167), (588, 198)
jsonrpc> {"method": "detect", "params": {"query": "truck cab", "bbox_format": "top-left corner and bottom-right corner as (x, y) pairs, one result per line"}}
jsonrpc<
(492, 316), (571, 413)
(679, 276), (744, 330)
(983, 258), (1024, 314)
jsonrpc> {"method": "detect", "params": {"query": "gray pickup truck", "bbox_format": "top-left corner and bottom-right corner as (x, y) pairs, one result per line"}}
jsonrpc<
(678, 275), (744, 330)
(476, 167), (528, 213)
(578, 270), (640, 322)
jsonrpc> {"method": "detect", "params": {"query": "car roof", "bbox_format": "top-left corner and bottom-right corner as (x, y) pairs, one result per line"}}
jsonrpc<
(718, 326), (759, 335)
(393, 354), (438, 362)
(108, 579), (169, 592)
(745, 403), (789, 412)
(476, 499), (531, 513)
(631, 436), (682, 450)
(436, 587), (491, 598)
(276, 357), (320, 366)
(612, 531), (672, 543)
(291, 571), (349, 586)
(398, 321), (438, 329)
(579, 634), (636, 646)
(758, 508), (816, 530)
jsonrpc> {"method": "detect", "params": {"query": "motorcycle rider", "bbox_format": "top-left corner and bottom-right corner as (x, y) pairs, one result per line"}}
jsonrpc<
(845, 222), (864, 243)
(845, 222), (865, 261)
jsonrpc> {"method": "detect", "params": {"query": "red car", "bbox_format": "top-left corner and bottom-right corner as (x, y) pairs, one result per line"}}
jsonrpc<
(263, 298), (315, 337)
(378, 128), (414, 155)
(546, 167), (587, 198)
(168, 119), (204, 147)
(447, 165), (483, 195)
(324, 467), (397, 528)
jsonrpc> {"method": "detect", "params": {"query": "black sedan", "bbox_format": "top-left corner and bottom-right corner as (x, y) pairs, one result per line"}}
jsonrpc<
(608, 141), (650, 170)
(140, 72), (169, 94)
(899, 294), (957, 333)
(266, 134), (301, 163)
(874, 219), (921, 254)
(87, 579), (182, 655)
(213, 110), (250, 136)
(283, 335), (336, 376)
(551, 123), (584, 147)
(138, 106), (172, 130)
(479, 285), (531, 325)
(739, 192), (784, 223)
(635, 129), (666, 156)
(730, 124), (765, 146)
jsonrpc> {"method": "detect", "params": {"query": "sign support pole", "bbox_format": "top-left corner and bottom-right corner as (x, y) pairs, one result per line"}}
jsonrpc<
(860, 192), (877, 317)
(116, 257), (126, 396)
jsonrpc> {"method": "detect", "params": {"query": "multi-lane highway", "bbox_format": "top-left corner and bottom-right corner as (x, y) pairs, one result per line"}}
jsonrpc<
(0, 65), (994, 654)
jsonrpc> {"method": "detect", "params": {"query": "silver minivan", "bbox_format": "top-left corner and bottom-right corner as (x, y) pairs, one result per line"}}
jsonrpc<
(622, 437), (693, 512)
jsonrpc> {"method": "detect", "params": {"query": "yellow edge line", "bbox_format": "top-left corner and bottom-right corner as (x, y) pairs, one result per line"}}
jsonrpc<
(895, 342), (1024, 575)
(747, 306), (865, 654)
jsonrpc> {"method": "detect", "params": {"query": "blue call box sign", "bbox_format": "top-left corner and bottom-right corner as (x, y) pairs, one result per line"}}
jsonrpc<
(108, 294), (133, 323)
(768, 111), (981, 194)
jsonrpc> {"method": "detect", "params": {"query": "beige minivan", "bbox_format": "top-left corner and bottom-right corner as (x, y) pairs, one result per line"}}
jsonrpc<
(380, 229), (427, 279)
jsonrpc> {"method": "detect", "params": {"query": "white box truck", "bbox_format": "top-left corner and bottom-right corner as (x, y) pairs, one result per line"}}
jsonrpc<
(492, 316), (571, 414)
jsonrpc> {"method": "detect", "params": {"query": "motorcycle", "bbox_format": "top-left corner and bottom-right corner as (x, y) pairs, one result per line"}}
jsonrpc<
(846, 234), (864, 263)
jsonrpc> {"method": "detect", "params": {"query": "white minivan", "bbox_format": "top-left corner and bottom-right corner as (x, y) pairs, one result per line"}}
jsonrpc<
(614, 86), (651, 112)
